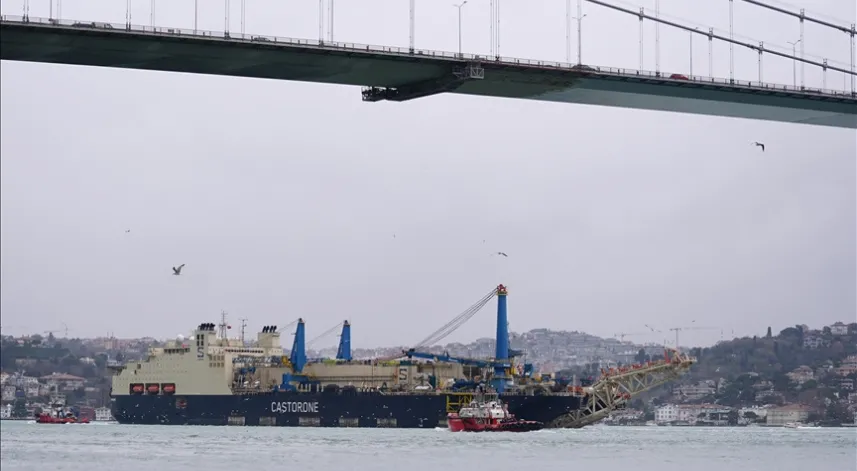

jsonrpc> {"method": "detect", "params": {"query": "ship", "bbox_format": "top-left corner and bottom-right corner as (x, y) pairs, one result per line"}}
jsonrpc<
(110, 284), (696, 428)
(36, 399), (90, 424)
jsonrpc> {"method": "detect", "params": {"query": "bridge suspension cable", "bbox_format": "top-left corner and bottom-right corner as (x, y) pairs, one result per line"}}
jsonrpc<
(739, 0), (854, 34)
(413, 287), (498, 349)
(609, 0), (851, 68)
(280, 318), (300, 332)
(584, 0), (856, 77)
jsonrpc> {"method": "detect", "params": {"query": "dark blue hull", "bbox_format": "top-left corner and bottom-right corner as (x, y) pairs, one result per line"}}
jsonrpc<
(112, 391), (584, 428)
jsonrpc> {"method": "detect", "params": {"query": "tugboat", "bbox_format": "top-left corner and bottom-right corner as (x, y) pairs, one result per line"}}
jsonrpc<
(35, 401), (90, 424)
(447, 394), (544, 432)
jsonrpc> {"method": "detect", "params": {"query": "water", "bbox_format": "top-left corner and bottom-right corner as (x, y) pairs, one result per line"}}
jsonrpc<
(1, 421), (854, 471)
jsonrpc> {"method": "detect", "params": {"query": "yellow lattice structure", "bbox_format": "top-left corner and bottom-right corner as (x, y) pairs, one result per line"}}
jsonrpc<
(549, 348), (696, 428)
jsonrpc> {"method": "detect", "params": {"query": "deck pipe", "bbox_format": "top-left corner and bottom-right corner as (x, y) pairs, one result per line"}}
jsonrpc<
(290, 318), (307, 373)
(493, 284), (510, 392)
(336, 320), (352, 361)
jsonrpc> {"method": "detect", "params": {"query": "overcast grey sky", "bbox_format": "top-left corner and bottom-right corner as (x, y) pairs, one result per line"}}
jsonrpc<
(1, 0), (854, 350)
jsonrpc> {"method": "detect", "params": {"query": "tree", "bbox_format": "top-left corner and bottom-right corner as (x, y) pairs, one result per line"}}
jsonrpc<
(743, 411), (758, 420)
(766, 327), (772, 338)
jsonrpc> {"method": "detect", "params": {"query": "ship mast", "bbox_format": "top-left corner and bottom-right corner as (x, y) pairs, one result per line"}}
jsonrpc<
(218, 310), (229, 344)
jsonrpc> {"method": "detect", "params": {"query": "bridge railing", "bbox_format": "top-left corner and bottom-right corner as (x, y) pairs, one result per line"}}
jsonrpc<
(3, 14), (854, 99)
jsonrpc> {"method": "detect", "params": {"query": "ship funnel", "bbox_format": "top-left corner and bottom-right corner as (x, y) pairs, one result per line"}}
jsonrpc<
(492, 284), (510, 393)
(494, 284), (509, 362)
(336, 320), (351, 361)
(290, 318), (306, 373)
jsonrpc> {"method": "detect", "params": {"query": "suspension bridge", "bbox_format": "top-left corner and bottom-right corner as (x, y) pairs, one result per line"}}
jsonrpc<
(1, 0), (855, 128)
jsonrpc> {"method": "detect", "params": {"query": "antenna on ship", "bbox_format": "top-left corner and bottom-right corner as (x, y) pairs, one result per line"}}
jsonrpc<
(239, 318), (248, 346)
(218, 310), (231, 343)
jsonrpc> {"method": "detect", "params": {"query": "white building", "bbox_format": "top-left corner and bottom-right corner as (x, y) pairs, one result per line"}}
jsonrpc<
(94, 407), (114, 422)
(829, 322), (849, 336)
(673, 381), (717, 400)
(803, 334), (828, 349)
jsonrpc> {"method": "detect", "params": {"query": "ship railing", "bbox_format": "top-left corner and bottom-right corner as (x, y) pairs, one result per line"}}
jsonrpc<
(3, 15), (853, 98)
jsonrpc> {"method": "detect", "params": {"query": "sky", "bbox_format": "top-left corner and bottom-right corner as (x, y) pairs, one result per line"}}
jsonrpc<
(0, 0), (855, 350)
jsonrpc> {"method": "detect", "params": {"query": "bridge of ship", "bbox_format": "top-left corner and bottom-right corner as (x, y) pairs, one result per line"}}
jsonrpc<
(1, 15), (855, 128)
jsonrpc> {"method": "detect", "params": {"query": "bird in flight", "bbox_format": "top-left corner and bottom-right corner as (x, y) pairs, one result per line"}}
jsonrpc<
(172, 264), (186, 276)
(125, 229), (130, 233)
(494, 252), (508, 257)
(752, 142), (765, 152)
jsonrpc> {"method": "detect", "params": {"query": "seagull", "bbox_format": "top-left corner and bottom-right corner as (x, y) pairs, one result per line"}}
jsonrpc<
(752, 141), (765, 152)
(494, 252), (508, 257)
(125, 229), (130, 233)
(172, 264), (185, 276)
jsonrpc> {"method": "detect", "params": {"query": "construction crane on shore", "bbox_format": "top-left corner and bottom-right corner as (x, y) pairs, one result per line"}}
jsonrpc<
(668, 325), (718, 348)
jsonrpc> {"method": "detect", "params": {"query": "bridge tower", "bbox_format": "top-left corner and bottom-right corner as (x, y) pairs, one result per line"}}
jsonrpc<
(336, 320), (351, 361)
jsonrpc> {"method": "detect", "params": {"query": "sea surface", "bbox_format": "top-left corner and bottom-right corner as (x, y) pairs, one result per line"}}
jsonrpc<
(1, 421), (855, 471)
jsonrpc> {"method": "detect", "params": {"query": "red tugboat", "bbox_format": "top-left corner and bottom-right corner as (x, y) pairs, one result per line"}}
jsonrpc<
(35, 401), (90, 424)
(447, 394), (544, 432)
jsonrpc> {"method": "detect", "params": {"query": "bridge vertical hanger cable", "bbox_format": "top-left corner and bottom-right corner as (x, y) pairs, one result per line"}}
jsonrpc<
(728, 0), (733, 82)
(409, 0), (415, 53)
(822, 59), (827, 89)
(150, 0), (155, 28)
(584, 0), (856, 76)
(125, 0), (129, 27)
(851, 23), (857, 94)
(56, 0), (61, 21)
(566, 0), (571, 63)
(489, 0), (494, 56)
(194, 0), (198, 33)
(225, 0), (230, 35)
(496, 0), (501, 59)
(758, 41), (763, 82)
(318, 0), (323, 42)
(638, 8), (643, 70)
(240, 0), (245, 37)
(575, 0), (581, 64)
(708, 27), (713, 76)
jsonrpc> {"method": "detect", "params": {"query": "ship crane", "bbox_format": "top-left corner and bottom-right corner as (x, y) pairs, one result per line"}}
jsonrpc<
(307, 321), (344, 348)
(549, 348), (696, 428)
(403, 349), (508, 369)
(43, 323), (70, 338)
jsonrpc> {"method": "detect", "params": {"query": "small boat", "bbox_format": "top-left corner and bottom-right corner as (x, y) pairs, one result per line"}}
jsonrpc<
(35, 402), (91, 424)
(447, 394), (543, 432)
(783, 422), (800, 429)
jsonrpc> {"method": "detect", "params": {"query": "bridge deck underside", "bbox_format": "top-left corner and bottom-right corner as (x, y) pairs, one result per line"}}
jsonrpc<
(2, 23), (855, 128)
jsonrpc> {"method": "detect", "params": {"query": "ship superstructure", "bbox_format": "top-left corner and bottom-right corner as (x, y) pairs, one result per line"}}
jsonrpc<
(111, 285), (695, 428)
